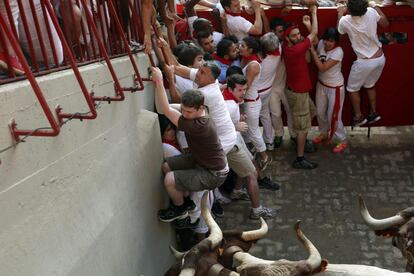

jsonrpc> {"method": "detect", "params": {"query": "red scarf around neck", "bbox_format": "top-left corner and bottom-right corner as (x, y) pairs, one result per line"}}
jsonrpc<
(222, 88), (238, 102)
(266, 49), (280, 56)
(242, 54), (261, 64)
(225, 10), (242, 16)
(212, 52), (232, 66)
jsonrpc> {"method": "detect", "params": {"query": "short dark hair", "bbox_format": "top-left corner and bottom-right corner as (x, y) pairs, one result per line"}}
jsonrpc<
(220, 0), (232, 9)
(226, 35), (239, 44)
(226, 65), (243, 78)
(181, 89), (205, 109)
(227, 74), (247, 89)
(173, 41), (195, 57)
(176, 44), (204, 66)
(216, 38), (235, 58)
(322, 27), (340, 42)
(193, 18), (212, 32)
(242, 36), (261, 54)
(196, 31), (212, 43)
(347, 0), (368, 16)
(270, 17), (286, 31)
(204, 61), (221, 79)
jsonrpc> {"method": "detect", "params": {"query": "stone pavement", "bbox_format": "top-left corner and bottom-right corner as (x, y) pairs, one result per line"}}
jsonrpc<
(216, 126), (414, 272)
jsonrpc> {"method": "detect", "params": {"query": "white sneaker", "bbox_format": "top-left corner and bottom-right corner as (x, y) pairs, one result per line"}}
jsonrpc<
(249, 206), (277, 220)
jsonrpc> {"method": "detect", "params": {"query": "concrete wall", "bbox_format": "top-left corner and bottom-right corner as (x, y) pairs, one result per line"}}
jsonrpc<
(0, 53), (174, 275)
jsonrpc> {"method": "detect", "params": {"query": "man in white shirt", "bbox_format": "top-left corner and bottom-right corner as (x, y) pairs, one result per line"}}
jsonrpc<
(337, 0), (389, 126)
(220, 0), (263, 40)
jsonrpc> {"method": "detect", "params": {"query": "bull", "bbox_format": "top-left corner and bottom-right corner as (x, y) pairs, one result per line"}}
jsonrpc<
(359, 195), (414, 273)
(229, 221), (328, 275)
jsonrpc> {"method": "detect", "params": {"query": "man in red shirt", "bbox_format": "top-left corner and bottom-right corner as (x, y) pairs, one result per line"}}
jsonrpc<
(283, 5), (318, 169)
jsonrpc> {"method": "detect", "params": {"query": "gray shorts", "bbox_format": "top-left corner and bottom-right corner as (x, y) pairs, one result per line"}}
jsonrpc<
(227, 142), (256, 178)
(166, 153), (227, 192)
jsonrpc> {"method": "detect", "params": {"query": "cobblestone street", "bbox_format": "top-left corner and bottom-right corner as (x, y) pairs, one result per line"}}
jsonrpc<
(216, 126), (414, 272)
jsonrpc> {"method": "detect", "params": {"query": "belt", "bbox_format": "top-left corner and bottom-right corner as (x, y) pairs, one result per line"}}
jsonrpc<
(361, 48), (383, 59)
(258, 85), (272, 93)
(209, 164), (229, 177)
(244, 95), (260, 102)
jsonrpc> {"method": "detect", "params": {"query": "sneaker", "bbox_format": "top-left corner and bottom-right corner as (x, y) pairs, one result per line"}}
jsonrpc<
(292, 157), (318, 170)
(173, 217), (200, 230)
(0, 52), (25, 76)
(249, 206), (277, 220)
(366, 112), (381, 124)
(352, 115), (367, 127)
(312, 134), (328, 145)
(257, 155), (272, 171)
(274, 136), (283, 148)
(212, 201), (224, 218)
(290, 137), (317, 153)
(332, 142), (348, 153)
(230, 188), (250, 201)
(266, 143), (274, 151)
(158, 205), (189, 222)
(216, 195), (232, 205)
(184, 197), (196, 211)
(258, 176), (280, 191)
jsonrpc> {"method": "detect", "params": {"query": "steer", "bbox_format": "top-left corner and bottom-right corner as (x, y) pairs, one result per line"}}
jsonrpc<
(230, 221), (328, 275)
(164, 192), (238, 276)
(359, 195), (414, 273)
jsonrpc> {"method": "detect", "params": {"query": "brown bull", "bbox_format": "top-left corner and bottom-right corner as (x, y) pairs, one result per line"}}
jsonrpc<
(230, 221), (328, 276)
(359, 195), (414, 273)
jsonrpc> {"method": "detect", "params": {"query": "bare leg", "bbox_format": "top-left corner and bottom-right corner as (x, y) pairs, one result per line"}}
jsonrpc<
(348, 91), (362, 118)
(297, 132), (307, 157)
(366, 87), (377, 114)
(246, 174), (260, 208)
(164, 172), (184, 206)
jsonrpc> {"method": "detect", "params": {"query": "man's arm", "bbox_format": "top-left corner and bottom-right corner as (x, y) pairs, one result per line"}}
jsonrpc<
(306, 5), (318, 42)
(303, 14), (319, 45)
(142, 0), (153, 54)
(369, 2), (389, 28)
(248, 0), (263, 35)
(310, 45), (340, 72)
(151, 67), (181, 126)
(336, 4), (347, 30)
(164, 65), (182, 103)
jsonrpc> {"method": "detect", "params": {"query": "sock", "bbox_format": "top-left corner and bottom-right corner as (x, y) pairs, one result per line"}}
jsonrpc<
(297, 156), (305, 162)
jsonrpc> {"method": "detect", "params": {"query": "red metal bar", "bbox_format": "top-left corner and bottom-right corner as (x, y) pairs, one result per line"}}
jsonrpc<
(16, 0), (40, 72)
(79, 0), (127, 101)
(107, 0), (145, 91)
(42, 0), (97, 122)
(0, 12), (60, 141)
(28, 0), (51, 70)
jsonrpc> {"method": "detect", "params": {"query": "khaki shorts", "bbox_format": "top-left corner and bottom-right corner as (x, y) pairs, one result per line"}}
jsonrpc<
(166, 153), (226, 192)
(227, 142), (256, 178)
(286, 88), (316, 133)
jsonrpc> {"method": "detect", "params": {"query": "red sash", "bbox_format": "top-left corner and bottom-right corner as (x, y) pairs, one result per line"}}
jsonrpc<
(225, 10), (242, 16)
(318, 80), (343, 141)
(244, 95), (260, 102)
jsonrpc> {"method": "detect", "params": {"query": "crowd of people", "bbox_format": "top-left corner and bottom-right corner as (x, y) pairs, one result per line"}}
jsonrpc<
(145, 0), (390, 244)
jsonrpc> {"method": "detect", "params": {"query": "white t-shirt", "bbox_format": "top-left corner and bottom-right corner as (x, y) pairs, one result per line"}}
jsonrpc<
(226, 14), (253, 41)
(258, 55), (280, 91)
(175, 75), (196, 95)
(242, 61), (262, 100)
(338, 7), (381, 59)
(225, 100), (240, 125)
(317, 40), (344, 87)
(271, 44), (286, 91)
(190, 69), (237, 153)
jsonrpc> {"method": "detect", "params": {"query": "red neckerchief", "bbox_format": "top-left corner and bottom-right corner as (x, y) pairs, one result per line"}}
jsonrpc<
(163, 138), (180, 151)
(266, 49), (280, 56)
(242, 54), (261, 63)
(192, 30), (198, 38)
(212, 52), (232, 65)
(222, 88), (238, 102)
(225, 10), (241, 16)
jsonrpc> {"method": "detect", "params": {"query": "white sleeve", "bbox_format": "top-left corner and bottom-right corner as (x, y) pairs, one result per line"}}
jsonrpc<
(330, 47), (344, 62)
(368, 7), (381, 22)
(189, 68), (198, 81)
(242, 18), (253, 33)
(337, 17), (346, 34)
(316, 40), (324, 54)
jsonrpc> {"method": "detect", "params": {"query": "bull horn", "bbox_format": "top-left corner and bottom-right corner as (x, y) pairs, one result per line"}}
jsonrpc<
(179, 268), (196, 276)
(169, 245), (186, 259)
(241, 217), (268, 241)
(201, 191), (223, 249)
(295, 220), (322, 271)
(359, 195), (406, 230)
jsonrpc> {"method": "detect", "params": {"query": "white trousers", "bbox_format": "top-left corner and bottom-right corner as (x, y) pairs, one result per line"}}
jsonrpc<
(243, 99), (266, 152)
(269, 84), (295, 138)
(315, 82), (347, 142)
(259, 89), (273, 144)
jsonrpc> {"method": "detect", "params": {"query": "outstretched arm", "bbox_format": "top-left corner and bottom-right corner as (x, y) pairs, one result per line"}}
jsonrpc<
(306, 5), (318, 42)
(142, 0), (153, 54)
(151, 67), (181, 125)
(248, 0), (263, 35)
(369, 1), (389, 28)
